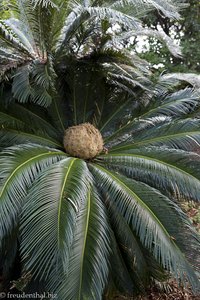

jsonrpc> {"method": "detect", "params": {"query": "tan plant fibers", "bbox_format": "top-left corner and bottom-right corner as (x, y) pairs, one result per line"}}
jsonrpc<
(63, 123), (104, 159)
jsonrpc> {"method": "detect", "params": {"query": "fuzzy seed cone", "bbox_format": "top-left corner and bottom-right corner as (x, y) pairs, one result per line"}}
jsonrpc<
(63, 123), (104, 159)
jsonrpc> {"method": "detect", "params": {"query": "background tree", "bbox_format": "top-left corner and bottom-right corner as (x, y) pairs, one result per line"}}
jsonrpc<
(136, 0), (200, 74)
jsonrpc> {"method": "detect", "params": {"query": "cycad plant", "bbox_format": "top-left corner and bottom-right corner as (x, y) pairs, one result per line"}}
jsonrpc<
(0, 0), (184, 104)
(0, 0), (200, 299)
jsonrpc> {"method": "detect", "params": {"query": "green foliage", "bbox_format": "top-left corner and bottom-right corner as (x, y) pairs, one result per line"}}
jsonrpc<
(0, 1), (200, 299)
(0, 85), (200, 298)
(139, 0), (200, 74)
(0, 0), (184, 107)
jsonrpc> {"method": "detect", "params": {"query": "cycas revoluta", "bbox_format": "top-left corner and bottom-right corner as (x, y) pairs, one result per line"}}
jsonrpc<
(0, 0), (184, 105)
(0, 0), (199, 299)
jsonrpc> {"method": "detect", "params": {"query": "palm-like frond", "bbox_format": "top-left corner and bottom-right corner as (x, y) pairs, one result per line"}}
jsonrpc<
(20, 158), (90, 279)
(104, 88), (200, 144)
(109, 118), (200, 152)
(110, 0), (187, 19)
(0, 101), (63, 149)
(0, 19), (34, 56)
(0, 144), (64, 241)
(57, 187), (111, 300)
(20, 159), (111, 299)
(11, 63), (53, 106)
(160, 73), (200, 91)
(98, 148), (200, 202)
(89, 164), (200, 291)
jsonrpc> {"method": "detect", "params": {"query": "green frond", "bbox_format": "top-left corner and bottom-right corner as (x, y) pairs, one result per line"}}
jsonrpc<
(110, 0), (152, 18)
(46, 1), (71, 47)
(0, 111), (25, 131)
(20, 158), (89, 277)
(105, 62), (151, 93)
(107, 234), (136, 296)
(0, 144), (65, 242)
(31, 62), (51, 89)
(60, 56), (150, 130)
(99, 149), (200, 202)
(47, 93), (68, 133)
(107, 204), (168, 296)
(0, 9), (58, 105)
(16, 0), (44, 51)
(5, 1), (59, 58)
(141, 88), (200, 118)
(55, 6), (91, 54)
(100, 98), (133, 133)
(0, 128), (62, 149)
(12, 63), (53, 107)
(0, 101), (62, 149)
(20, 159), (111, 299)
(160, 73), (200, 90)
(0, 19), (33, 56)
(55, 3), (140, 55)
(0, 102), (60, 140)
(89, 163), (200, 292)
(110, 0), (186, 19)
(11, 65), (32, 102)
(62, 62), (106, 126)
(2, 18), (36, 54)
(57, 186), (111, 300)
(108, 118), (200, 152)
(106, 198), (150, 292)
(104, 88), (200, 143)
(88, 6), (140, 29)
(0, 46), (22, 61)
(100, 161), (200, 272)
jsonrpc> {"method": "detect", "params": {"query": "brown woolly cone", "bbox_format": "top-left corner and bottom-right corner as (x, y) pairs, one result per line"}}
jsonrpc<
(63, 123), (104, 159)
